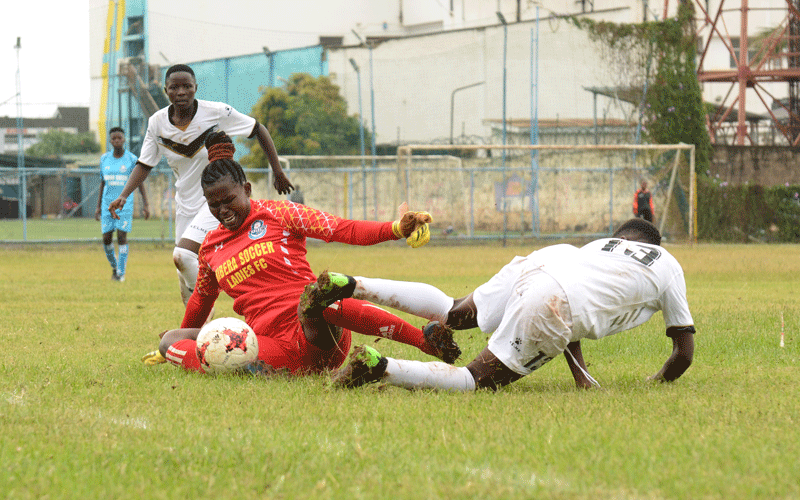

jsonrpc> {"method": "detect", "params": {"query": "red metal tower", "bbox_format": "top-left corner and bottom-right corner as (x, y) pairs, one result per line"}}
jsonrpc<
(694, 0), (800, 145)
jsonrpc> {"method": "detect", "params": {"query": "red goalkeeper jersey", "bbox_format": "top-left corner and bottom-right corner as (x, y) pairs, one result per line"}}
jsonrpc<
(182, 199), (398, 350)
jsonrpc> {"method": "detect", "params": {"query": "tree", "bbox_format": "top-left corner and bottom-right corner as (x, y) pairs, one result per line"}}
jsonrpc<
(25, 130), (101, 157)
(643, 1), (712, 172)
(573, 0), (712, 173)
(242, 74), (371, 167)
(26, 130), (101, 157)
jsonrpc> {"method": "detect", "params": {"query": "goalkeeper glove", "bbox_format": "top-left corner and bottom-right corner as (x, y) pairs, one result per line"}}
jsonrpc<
(141, 350), (166, 366)
(392, 202), (432, 248)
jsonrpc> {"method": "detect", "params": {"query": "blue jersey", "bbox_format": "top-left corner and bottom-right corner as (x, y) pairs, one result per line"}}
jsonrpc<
(100, 150), (138, 216)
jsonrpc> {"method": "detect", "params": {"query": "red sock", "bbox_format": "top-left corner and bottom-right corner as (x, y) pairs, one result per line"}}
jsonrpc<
(166, 336), (299, 374)
(324, 298), (437, 356)
(165, 339), (205, 373)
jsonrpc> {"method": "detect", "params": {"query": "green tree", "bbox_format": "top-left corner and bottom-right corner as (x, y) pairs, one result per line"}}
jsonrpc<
(643, 1), (712, 172)
(573, 0), (712, 173)
(242, 74), (371, 167)
(26, 130), (101, 157)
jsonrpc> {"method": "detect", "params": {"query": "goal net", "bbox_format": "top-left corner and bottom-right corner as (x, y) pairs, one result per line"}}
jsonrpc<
(394, 143), (696, 244)
(245, 144), (695, 245)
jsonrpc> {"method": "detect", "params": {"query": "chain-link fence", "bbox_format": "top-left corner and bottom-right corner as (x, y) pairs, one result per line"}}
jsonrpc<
(1, 145), (694, 244)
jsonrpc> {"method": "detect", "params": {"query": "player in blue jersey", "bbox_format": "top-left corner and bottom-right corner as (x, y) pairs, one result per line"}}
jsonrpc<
(95, 127), (150, 282)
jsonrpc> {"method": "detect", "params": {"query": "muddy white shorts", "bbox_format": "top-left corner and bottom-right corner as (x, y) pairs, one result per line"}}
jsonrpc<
(475, 258), (573, 376)
(175, 202), (219, 245)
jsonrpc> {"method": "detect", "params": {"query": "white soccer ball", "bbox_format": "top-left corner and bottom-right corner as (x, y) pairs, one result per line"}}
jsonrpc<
(195, 317), (258, 374)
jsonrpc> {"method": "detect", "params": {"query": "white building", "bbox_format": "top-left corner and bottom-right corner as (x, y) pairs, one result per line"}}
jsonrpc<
(88, 0), (795, 147)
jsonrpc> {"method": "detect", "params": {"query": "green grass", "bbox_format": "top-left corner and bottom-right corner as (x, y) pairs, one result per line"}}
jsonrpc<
(1, 242), (798, 499)
(0, 217), (173, 242)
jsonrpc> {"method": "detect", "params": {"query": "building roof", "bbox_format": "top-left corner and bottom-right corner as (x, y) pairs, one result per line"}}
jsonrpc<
(0, 153), (68, 169)
(485, 117), (636, 130)
(0, 107), (89, 133)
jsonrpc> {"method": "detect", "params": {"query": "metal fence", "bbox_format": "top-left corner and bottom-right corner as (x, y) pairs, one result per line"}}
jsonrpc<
(0, 147), (694, 244)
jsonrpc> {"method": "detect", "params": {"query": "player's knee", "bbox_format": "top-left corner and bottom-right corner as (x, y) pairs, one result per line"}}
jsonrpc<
(465, 351), (521, 391)
(447, 295), (478, 330)
(158, 336), (173, 358)
(304, 322), (343, 351)
(172, 246), (198, 272)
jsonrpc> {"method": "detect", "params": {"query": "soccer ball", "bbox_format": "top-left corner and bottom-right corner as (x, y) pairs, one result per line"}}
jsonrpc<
(196, 317), (258, 374)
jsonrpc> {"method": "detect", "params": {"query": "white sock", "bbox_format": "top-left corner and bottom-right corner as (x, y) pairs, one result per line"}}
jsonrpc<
(353, 277), (454, 324)
(173, 247), (199, 306)
(177, 271), (193, 306)
(383, 357), (476, 392)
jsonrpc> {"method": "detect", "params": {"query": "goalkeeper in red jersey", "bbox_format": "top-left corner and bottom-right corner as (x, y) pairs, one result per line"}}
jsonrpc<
(142, 131), (459, 374)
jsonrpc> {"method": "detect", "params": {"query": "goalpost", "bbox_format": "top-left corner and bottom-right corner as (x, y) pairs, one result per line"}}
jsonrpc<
(254, 144), (695, 245)
(395, 143), (696, 244)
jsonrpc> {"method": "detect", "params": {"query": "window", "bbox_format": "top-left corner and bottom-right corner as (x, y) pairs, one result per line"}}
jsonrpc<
(730, 37), (756, 68)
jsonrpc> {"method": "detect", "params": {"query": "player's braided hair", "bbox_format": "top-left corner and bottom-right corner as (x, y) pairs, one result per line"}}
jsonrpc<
(202, 131), (247, 188)
(613, 218), (661, 246)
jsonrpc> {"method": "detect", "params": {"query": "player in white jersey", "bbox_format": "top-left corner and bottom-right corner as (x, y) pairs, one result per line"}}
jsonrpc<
(319, 218), (695, 392)
(108, 64), (293, 308)
(95, 127), (150, 282)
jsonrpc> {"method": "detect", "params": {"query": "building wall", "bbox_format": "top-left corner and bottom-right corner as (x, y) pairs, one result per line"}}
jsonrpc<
(88, 0), (799, 157)
(709, 145), (800, 187)
(88, 0), (675, 144)
(328, 18), (626, 145)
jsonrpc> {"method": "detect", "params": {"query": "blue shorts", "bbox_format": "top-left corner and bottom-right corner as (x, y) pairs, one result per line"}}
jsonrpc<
(101, 208), (133, 234)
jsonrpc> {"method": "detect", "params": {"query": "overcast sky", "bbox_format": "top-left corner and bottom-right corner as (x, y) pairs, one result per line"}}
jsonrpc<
(0, 1), (90, 118)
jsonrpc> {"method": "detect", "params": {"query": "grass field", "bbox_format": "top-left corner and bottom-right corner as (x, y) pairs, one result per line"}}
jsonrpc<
(1, 241), (798, 499)
(0, 218), (173, 242)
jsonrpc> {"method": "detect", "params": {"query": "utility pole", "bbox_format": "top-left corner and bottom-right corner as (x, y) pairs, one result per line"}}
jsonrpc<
(15, 36), (27, 239)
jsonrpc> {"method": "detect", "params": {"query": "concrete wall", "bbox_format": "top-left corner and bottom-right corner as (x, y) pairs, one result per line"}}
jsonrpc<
(709, 145), (800, 187)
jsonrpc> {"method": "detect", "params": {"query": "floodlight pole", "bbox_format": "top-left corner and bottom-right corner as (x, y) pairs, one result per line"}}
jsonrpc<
(350, 57), (367, 220)
(368, 42), (377, 219)
(352, 29), (378, 219)
(497, 11), (508, 246)
(450, 81), (484, 144)
(14, 36), (27, 240)
(530, 9), (540, 237)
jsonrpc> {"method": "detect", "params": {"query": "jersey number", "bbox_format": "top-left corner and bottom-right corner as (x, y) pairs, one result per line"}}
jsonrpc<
(601, 239), (661, 267)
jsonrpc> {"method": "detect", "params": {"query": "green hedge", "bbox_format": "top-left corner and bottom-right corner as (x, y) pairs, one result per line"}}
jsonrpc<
(697, 175), (800, 242)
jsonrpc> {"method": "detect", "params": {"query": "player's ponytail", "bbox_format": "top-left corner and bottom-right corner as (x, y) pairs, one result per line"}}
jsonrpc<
(202, 131), (247, 187)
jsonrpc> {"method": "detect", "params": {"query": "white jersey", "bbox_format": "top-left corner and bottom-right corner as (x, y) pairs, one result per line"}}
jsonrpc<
(535, 238), (694, 341)
(138, 100), (257, 217)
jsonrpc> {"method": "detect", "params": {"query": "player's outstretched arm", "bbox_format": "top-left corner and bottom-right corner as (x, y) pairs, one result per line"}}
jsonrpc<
(254, 123), (294, 195)
(138, 182), (150, 220)
(564, 341), (594, 389)
(648, 329), (694, 382)
(108, 163), (152, 219)
(95, 179), (106, 221)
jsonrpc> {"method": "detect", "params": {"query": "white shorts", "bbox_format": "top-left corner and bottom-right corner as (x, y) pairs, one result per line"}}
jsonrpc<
(175, 202), (219, 245)
(475, 259), (573, 376)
